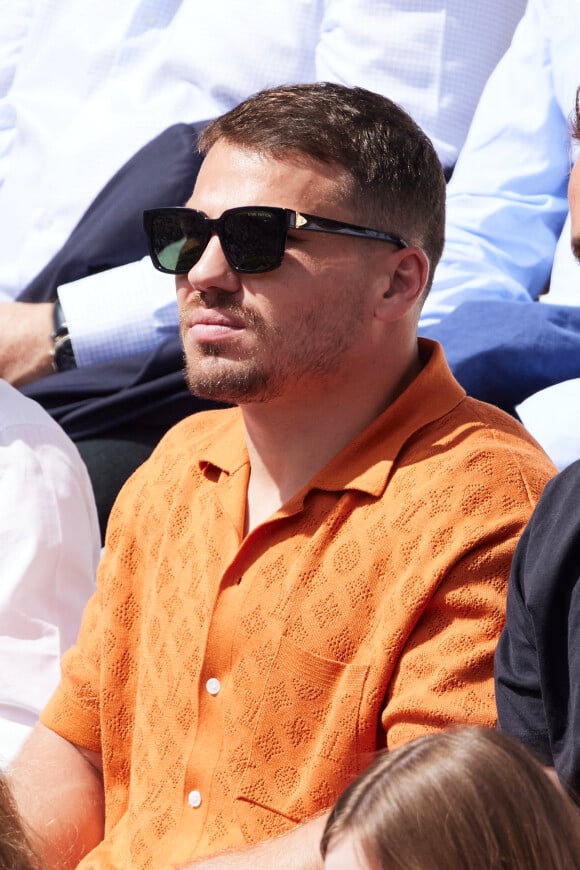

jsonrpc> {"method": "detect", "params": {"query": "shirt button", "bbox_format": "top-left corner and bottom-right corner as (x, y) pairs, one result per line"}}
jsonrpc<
(187, 790), (202, 808)
(205, 677), (221, 695)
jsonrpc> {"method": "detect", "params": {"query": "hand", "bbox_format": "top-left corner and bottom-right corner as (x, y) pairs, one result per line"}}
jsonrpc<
(0, 301), (56, 386)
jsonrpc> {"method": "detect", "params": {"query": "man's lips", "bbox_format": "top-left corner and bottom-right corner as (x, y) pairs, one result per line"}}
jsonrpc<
(185, 309), (246, 342)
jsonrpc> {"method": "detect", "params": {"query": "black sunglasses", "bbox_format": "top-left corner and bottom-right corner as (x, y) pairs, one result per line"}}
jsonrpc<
(143, 206), (408, 275)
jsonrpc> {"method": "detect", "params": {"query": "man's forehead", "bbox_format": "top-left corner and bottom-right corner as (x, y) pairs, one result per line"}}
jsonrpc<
(188, 141), (352, 214)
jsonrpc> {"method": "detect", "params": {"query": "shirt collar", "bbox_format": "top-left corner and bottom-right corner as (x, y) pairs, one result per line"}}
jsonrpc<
(311, 339), (465, 497)
(197, 339), (465, 499)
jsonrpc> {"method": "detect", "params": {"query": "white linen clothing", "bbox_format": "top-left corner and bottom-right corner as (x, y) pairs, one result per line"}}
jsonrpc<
(0, 380), (100, 764)
(421, 0), (580, 328)
(0, 0), (525, 366)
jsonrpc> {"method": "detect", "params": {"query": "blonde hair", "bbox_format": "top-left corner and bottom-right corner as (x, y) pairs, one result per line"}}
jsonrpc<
(0, 774), (41, 869)
(321, 727), (580, 869)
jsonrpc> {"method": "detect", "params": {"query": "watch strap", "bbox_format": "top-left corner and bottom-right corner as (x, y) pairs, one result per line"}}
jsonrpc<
(50, 300), (77, 371)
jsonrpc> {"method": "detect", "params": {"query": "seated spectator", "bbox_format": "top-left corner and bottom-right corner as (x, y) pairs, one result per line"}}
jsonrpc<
(0, 1), (526, 537)
(7, 82), (555, 870)
(0, 773), (39, 870)
(489, 84), (580, 803)
(0, 379), (100, 766)
(420, 0), (580, 470)
(320, 727), (580, 869)
(495, 463), (580, 799)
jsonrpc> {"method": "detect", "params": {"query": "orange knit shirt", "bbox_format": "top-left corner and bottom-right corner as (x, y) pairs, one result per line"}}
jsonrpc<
(41, 340), (556, 869)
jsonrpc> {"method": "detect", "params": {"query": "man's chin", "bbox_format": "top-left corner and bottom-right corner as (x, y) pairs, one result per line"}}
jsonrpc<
(184, 363), (277, 405)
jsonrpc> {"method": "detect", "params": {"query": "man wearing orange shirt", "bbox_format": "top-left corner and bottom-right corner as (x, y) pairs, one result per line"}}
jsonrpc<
(8, 83), (555, 869)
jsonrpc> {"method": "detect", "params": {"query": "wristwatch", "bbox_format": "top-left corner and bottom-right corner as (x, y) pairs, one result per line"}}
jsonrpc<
(50, 300), (77, 371)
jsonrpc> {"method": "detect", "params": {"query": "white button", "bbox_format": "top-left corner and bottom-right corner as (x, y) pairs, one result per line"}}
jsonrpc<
(205, 677), (221, 696)
(187, 790), (202, 808)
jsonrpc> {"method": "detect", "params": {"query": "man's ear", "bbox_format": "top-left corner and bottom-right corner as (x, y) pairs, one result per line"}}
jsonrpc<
(375, 246), (430, 321)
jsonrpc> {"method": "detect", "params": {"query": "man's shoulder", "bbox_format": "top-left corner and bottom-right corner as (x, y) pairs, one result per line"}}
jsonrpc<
(0, 378), (65, 439)
(159, 406), (241, 451)
(518, 458), (580, 562)
(407, 392), (557, 498)
(120, 406), (242, 488)
(441, 394), (556, 461)
(0, 378), (88, 472)
(109, 407), (243, 520)
(535, 457), (580, 505)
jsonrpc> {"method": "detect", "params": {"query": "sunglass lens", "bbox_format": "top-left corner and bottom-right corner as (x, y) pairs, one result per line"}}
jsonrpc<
(223, 209), (286, 273)
(151, 212), (207, 273)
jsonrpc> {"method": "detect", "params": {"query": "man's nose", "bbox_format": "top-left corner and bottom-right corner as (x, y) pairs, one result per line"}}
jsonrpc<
(185, 234), (239, 293)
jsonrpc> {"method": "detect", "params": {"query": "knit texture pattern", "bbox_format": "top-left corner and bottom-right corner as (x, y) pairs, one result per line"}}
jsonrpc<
(41, 341), (556, 869)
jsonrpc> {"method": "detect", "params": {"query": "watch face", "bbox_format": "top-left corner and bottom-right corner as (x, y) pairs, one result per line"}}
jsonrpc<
(53, 335), (77, 371)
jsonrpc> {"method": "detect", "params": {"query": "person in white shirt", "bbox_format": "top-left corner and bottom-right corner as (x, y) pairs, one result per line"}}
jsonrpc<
(0, 0), (526, 538)
(420, 0), (580, 469)
(0, 379), (100, 766)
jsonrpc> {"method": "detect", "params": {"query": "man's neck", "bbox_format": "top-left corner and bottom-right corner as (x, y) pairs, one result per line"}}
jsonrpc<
(241, 346), (422, 534)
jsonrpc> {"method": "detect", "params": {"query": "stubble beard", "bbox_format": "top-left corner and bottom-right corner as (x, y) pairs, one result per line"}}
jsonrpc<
(183, 345), (282, 405)
(181, 287), (367, 405)
(181, 301), (284, 405)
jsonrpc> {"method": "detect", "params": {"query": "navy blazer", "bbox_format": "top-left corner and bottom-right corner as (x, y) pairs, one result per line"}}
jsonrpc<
(20, 120), (222, 440)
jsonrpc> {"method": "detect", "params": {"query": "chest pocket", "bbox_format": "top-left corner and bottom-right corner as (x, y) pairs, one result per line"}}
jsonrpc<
(234, 634), (372, 841)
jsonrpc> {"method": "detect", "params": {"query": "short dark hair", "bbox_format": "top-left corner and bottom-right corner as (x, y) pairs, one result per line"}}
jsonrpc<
(198, 82), (446, 290)
(320, 727), (580, 870)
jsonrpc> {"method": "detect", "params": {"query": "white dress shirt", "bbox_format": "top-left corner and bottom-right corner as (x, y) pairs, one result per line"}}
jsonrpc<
(0, 380), (101, 765)
(0, 0), (525, 366)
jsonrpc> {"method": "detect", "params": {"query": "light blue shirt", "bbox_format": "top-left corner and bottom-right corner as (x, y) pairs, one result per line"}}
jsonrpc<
(420, 0), (580, 468)
(422, 0), (580, 326)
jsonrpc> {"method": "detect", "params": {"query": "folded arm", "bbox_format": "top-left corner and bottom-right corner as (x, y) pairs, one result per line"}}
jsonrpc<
(7, 721), (105, 870)
(184, 812), (327, 870)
